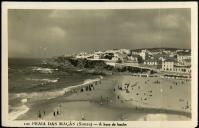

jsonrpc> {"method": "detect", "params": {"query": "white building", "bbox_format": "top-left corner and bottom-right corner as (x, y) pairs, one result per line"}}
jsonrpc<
(177, 54), (191, 62)
(127, 55), (138, 62)
(119, 49), (131, 55)
(144, 60), (158, 66)
(162, 60), (175, 71)
(162, 59), (191, 74)
(173, 66), (191, 73)
(93, 54), (100, 59)
(177, 53), (191, 67)
(139, 50), (147, 60)
(93, 51), (103, 59)
(76, 51), (96, 59)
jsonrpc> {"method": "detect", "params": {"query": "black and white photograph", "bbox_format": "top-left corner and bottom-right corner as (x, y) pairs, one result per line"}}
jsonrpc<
(1, 2), (198, 127)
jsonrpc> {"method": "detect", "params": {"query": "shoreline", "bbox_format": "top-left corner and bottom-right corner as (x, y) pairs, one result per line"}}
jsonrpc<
(9, 105), (30, 121)
(14, 74), (191, 121)
(11, 76), (104, 120)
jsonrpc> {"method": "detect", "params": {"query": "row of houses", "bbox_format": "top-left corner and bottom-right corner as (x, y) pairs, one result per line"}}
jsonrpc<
(75, 49), (191, 74)
(162, 59), (191, 74)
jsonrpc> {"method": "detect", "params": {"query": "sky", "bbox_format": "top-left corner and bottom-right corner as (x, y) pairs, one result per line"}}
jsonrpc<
(8, 9), (191, 58)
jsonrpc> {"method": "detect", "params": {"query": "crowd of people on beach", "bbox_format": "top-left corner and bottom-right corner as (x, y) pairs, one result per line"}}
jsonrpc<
(64, 79), (102, 95)
(113, 76), (191, 112)
(37, 104), (62, 119)
(36, 75), (190, 120)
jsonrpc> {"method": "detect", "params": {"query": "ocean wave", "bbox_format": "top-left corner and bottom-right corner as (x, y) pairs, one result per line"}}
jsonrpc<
(9, 105), (30, 121)
(12, 76), (103, 100)
(12, 91), (64, 101)
(32, 67), (58, 74)
(64, 77), (102, 92)
(21, 98), (28, 103)
(26, 78), (59, 83)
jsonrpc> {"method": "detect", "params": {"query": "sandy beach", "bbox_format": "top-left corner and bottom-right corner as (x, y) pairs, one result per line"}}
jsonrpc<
(16, 74), (191, 121)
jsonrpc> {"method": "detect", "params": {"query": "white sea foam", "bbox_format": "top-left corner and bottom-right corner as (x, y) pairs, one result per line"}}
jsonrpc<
(12, 76), (103, 106)
(21, 98), (28, 103)
(26, 78), (59, 83)
(13, 91), (63, 101)
(9, 105), (30, 121)
(32, 67), (57, 74)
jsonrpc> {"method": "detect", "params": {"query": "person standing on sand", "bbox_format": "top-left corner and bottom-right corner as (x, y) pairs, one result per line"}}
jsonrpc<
(81, 114), (86, 120)
(100, 96), (103, 105)
(57, 109), (59, 115)
(38, 110), (42, 119)
(107, 97), (109, 104)
(53, 111), (56, 117)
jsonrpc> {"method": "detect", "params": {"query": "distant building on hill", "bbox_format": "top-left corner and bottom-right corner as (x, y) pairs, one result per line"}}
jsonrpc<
(177, 52), (191, 66)
(139, 49), (148, 60)
(144, 59), (158, 66)
(76, 52), (93, 59)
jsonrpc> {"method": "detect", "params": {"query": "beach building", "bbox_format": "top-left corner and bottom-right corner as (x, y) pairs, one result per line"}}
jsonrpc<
(177, 53), (191, 66)
(173, 65), (191, 73)
(162, 59), (191, 74)
(176, 59), (191, 66)
(162, 59), (175, 71)
(144, 59), (158, 66)
(177, 53), (191, 62)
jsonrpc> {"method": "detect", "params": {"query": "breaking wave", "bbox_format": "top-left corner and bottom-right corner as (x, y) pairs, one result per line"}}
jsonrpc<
(26, 78), (59, 83)
(32, 67), (58, 74)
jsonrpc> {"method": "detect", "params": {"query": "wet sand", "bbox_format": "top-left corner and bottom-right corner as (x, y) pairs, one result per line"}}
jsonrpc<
(17, 75), (191, 121)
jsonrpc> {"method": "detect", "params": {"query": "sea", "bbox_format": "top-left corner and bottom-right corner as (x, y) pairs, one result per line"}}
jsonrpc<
(8, 58), (96, 120)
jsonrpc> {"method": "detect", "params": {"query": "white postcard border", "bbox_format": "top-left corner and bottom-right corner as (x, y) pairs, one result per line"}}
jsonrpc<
(1, 2), (198, 128)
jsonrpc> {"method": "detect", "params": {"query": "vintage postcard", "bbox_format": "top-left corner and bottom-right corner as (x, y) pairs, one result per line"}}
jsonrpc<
(1, 2), (198, 128)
